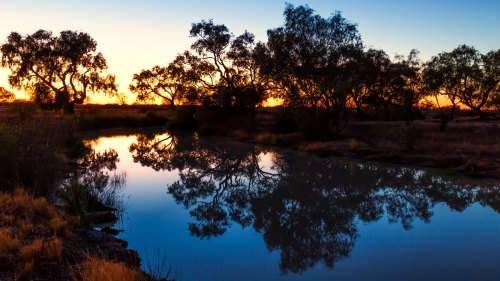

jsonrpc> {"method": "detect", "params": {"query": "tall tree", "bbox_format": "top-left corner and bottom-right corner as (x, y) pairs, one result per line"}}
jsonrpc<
(424, 45), (500, 119)
(255, 4), (363, 135)
(389, 50), (427, 125)
(129, 60), (199, 106)
(188, 20), (270, 114)
(0, 30), (117, 113)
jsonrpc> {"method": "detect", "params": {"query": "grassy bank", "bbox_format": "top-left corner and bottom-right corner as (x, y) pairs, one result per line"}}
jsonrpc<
(0, 189), (163, 281)
(0, 106), (176, 280)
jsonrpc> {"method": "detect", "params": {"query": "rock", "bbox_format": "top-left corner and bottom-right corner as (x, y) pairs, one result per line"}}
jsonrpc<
(101, 226), (125, 235)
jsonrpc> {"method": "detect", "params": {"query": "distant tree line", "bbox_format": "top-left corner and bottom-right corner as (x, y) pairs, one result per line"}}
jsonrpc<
(1, 4), (500, 129)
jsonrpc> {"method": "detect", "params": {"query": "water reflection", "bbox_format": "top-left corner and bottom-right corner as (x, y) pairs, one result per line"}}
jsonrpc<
(128, 131), (500, 274)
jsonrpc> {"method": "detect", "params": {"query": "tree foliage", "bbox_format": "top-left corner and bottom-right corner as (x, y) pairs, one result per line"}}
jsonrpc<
(254, 3), (363, 134)
(424, 45), (500, 119)
(0, 30), (117, 112)
(0, 86), (14, 102)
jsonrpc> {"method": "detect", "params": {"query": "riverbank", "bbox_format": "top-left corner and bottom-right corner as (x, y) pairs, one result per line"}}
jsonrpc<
(0, 189), (162, 281)
(0, 107), (173, 281)
(245, 120), (500, 179)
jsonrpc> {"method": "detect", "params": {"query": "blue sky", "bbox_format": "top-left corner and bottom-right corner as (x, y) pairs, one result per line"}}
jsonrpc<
(1, 0), (500, 103)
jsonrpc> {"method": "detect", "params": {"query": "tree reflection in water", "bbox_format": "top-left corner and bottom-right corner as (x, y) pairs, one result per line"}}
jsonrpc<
(129, 131), (500, 274)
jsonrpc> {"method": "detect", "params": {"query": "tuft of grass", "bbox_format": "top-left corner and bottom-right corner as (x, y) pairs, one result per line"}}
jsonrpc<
(19, 220), (33, 237)
(49, 217), (68, 237)
(143, 248), (181, 281)
(348, 139), (358, 151)
(299, 142), (328, 152)
(1, 214), (14, 226)
(45, 238), (63, 262)
(232, 130), (253, 141)
(254, 133), (276, 145)
(77, 256), (142, 281)
(20, 239), (43, 262)
(0, 228), (20, 254)
(18, 259), (35, 280)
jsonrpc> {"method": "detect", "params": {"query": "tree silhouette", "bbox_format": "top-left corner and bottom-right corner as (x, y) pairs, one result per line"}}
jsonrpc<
(0, 30), (117, 113)
(129, 60), (198, 106)
(424, 45), (500, 119)
(255, 4), (363, 135)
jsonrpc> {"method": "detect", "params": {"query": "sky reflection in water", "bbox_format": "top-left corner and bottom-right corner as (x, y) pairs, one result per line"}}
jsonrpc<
(83, 129), (500, 281)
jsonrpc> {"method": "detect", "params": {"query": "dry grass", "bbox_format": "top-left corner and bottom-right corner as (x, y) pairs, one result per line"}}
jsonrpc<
(348, 139), (358, 151)
(254, 133), (276, 145)
(19, 220), (33, 237)
(18, 259), (34, 280)
(20, 239), (43, 261)
(0, 228), (20, 254)
(49, 217), (68, 237)
(1, 214), (14, 226)
(298, 142), (328, 152)
(232, 130), (253, 141)
(45, 238), (63, 263)
(77, 256), (143, 281)
(254, 133), (298, 146)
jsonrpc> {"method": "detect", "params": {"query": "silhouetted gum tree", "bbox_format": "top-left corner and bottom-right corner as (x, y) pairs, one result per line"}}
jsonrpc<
(0, 30), (117, 113)
(255, 4), (363, 135)
(389, 50), (428, 125)
(188, 20), (270, 119)
(424, 45), (500, 119)
(129, 58), (199, 106)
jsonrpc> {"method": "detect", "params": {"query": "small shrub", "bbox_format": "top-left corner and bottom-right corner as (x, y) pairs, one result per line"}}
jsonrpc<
(197, 124), (228, 136)
(254, 133), (276, 145)
(299, 142), (328, 152)
(391, 123), (423, 150)
(20, 239), (43, 262)
(166, 106), (197, 131)
(45, 238), (63, 262)
(232, 130), (252, 141)
(434, 155), (466, 168)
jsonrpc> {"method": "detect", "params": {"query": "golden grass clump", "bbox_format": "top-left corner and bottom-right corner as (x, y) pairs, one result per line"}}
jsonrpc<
(19, 220), (33, 237)
(19, 259), (35, 280)
(254, 133), (276, 145)
(49, 217), (68, 237)
(348, 139), (358, 151)
(299, 142), (328, 152)
(1, 214), (14, 226)
(0, 228), (20, 254)
(78, 257), (142, 281)
(45, 238), (63, 262)
(20, 239), (43, 262)
(32, 197), (55, 220)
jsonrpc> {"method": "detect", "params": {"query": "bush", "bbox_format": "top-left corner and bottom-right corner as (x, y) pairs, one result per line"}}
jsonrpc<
(166, 106), (198, 131)
(197, 124), (228, 136)
(391, 123), (423, 150)
(0, 106), (66, 195)
(271, 111), (297, 134)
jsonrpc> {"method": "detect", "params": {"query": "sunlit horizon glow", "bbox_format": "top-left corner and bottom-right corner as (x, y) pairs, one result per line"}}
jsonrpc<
(1, 0), (499, 105)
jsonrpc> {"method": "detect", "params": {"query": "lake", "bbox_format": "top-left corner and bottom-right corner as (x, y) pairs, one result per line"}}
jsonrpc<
(82, 128), (500, 281)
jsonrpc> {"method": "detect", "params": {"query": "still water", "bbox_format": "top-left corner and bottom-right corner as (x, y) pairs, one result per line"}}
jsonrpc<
(83, 128), (500, 281)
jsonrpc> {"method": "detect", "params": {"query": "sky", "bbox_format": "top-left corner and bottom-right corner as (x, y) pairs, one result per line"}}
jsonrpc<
(1, 0), (500, 104)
